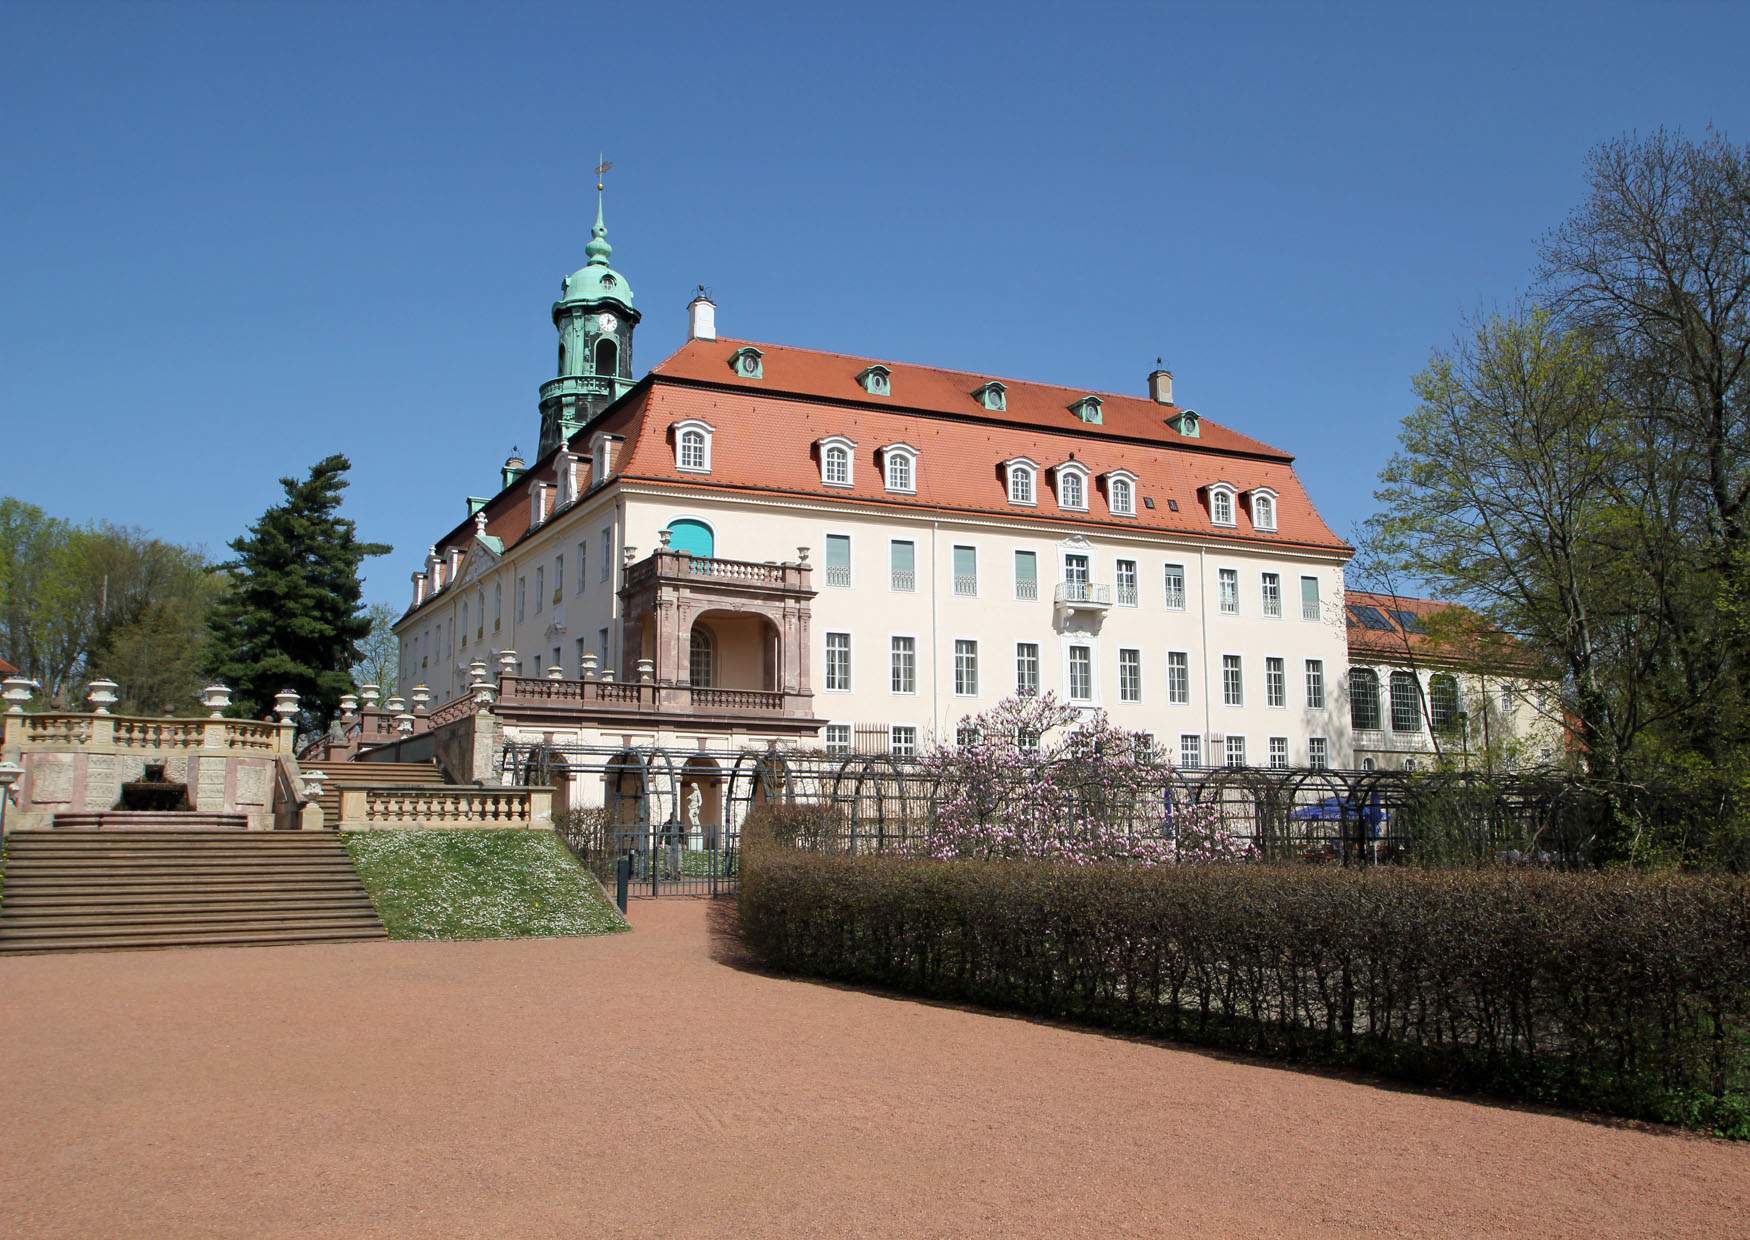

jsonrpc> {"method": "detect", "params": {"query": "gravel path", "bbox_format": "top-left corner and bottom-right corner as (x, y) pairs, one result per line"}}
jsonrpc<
(3, 899), (1744, 1238)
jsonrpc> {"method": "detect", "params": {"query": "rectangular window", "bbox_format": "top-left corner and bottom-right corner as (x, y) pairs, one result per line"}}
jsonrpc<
(1116, 559), (1138, 606)
(554, 555), (564, 600)
(1222, 654), (1243, 706)
(1269, 736), (1288, 769)
(1167, 651), (1190, 704)
(956, 725), (979, 749)
(1226, 736), (1247, 768)
(1261, 572), (1281, 617)
(494, 582), (502, 625)
(598, 626), (609, 662)
(1219, 568), (1239, 614)
(1392, 672), (1421, 732)
(890, 725), (917, 758)
(552, 645), (562, 674)
(1305, 659), (1325, 708)
(1351, 671), (1382, 730)
(576, 637), (588, 671)
(890, 636), (916, 694)
(535, 567), (544, 613)
(1308, 737), (1328, 769)
(1015, 642), (1040, 696)
(825, 632), (851, 691)
(825, 534), (851, 588)
(576, 542), (587, 594)
(1014, 550), (1038, 600)
(954, 639), (978, 696)
(1068, 646), (1093, 701)
(890, 540), (916, 592)
(1119, 648), (1141, 702)
(953, 545), (977, 597)
(1301, 575), (1320, 620)
(1164, 563), (1186, 610)
(1266, 656), (1285, 708)
(1180, 734), (1204, 769)
(517, 576), (526, 622)
(600, 529), (612, 580)
(533, 653), (541, 676)
(824, 723), (852, 755)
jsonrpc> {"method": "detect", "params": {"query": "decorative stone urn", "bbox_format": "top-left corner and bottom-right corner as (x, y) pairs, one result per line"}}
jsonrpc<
(658, 527), (673, 548)
(410, 683), (432, 714)
(580, 652), (599, 680)
(384, 695), (407, 715)
(472, 680), (497, 706)
(3, 676), (36, 714)
(599, 668), (615, 683)
(395, 712), (415, 737)
(86, 678), (120, 715)
(467, 659), (488, 687)
(273, 690), (301, 721)
(497, 649), (519, 680)
(636, 658), (654, 683)
(359, 684), (381, 709)
(200, 683), (233, 718)
(545, 665), (565, 680)
(301, 768), (329, 802)
(797, 545), (811, 563)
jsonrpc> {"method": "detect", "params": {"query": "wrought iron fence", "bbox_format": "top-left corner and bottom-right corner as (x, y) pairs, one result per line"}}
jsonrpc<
(512, 739), (1747, 874)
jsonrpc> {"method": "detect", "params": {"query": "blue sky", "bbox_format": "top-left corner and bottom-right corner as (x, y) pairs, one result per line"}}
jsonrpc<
(5, 1), (1747, 608)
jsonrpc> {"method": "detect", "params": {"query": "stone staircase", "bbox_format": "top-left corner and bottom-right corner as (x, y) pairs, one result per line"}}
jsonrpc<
(0, 830), (386, 955)
(302, 759), (448, 828)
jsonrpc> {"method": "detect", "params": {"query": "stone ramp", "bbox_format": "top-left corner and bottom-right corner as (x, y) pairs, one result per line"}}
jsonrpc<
(0, 830), (385, 954)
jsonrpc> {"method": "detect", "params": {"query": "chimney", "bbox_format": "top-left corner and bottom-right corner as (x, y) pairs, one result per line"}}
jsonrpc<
(501, 451), (527, 491)
(1148, 359), (1174, 405)
(687, 286), (717, 341)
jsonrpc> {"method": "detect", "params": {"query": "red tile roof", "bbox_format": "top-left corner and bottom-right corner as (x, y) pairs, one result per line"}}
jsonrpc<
(1346, 590), (1538, 671)
(0, 656), (17, 676)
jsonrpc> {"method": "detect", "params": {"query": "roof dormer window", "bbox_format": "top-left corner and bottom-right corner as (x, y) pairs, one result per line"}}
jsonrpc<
(1103, 470), (1138, 517)
(1206, 482), (1238, 527)
(1053, 461), (1090, 511)
(975, 381), (1007, 411)
(880, 443), (918, 494)
(858, 365), (891, 396)
(729, 346), (764, 379)
(1070, 396), (1103, 425)
(673, 419), (714, 474)
(817, 435), (857, 487)
(1170, 409), (1201, 438)
(1246, 487), (1279, 532)
(1003, 457), (1038, 506)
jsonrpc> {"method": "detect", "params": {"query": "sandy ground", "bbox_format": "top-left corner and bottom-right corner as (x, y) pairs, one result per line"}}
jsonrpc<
(2, 900), (1745, 1240)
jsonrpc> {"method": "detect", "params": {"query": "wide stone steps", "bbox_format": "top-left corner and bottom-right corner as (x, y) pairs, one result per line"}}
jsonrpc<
(0, 829), (385, 955)
(303, 759), (448, 826)
(51, 812), (250, 830)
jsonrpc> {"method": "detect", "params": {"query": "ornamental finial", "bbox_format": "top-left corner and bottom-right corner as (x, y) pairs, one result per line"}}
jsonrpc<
(586, 155), (614, 266)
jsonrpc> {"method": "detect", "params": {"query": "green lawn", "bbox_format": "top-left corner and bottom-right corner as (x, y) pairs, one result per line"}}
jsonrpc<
(344, 829), (629, 941)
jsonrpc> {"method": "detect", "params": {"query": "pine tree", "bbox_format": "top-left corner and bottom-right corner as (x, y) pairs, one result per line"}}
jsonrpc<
(208, 455), (391, 727)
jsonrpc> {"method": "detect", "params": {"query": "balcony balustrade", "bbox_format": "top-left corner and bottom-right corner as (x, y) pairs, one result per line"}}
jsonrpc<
(953, 574), (978, 597)
(1054, 581), (1113, 609)
(1015, 579), (1039, 601)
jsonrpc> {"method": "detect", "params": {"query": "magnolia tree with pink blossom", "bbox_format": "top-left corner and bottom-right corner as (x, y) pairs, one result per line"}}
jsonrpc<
(921, 694), (1253, 866)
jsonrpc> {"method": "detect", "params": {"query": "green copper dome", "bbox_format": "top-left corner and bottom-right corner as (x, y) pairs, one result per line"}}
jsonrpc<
(557, 192), (634, 312)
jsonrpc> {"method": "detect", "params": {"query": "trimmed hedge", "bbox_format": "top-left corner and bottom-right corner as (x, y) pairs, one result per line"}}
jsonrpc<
(739, 839), (1750, 1135)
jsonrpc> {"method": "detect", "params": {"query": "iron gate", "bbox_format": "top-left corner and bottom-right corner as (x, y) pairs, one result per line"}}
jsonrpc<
(611, 821), (740, 900)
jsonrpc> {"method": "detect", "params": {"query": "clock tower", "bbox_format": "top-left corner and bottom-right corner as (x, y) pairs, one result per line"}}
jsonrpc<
(537, 187), (640, 458)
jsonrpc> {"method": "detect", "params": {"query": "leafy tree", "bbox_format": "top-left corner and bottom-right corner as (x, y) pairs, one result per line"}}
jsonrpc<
(207, 455), (390, 728)
(350, 601), (403, 695)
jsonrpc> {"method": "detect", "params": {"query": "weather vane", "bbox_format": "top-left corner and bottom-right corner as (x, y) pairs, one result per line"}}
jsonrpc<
(595, 155), (613, 192)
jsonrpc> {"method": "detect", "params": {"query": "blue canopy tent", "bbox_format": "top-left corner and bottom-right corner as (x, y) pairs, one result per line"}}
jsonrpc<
(1291, 794), (1391, 839)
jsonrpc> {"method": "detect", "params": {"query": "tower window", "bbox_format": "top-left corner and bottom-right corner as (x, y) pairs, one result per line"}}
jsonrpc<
(594, 337), (618, 377)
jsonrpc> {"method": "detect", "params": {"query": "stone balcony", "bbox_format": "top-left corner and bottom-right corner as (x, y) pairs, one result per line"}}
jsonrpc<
(495, 675), (816, 730)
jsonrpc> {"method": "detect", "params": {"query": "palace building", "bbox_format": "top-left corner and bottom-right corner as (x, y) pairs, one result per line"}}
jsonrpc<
(393, 195), (1362, 774)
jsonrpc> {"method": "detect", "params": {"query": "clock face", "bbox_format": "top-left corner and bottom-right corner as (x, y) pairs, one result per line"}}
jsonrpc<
(596, 313), (618, 334)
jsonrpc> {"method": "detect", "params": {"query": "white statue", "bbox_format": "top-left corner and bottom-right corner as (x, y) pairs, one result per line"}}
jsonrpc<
(686, 783), (703, 828)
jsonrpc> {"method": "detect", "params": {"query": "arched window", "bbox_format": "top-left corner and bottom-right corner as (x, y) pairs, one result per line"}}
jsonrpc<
(678, 429), (707, 471)
(1253, 494), (1275, 530)
(689, 624), (715, 687)
(1350, 668), (1381, 730)
(883, 447), (916, 493)
(1211, 488), (1235, 526)
(666, 519), (714, 559)
(1059, 469), (1086, 510)
(1009, 464), (1034, 505)
(824, 444), (850, 485)
(1110, 477), (1134, 516)
(1429, 674), (1460, 731)
(594, 337), (618, 377)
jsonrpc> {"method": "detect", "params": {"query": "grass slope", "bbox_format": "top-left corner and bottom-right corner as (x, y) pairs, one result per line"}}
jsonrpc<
(345, 829), (628, 941)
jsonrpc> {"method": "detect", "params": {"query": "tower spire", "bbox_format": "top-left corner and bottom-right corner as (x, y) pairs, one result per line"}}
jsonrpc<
(586, 155), (613, 265)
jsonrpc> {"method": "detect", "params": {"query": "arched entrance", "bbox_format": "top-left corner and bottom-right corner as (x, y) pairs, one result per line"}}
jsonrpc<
(681, 754), (725, 849)
(666, 518), (714, 558)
